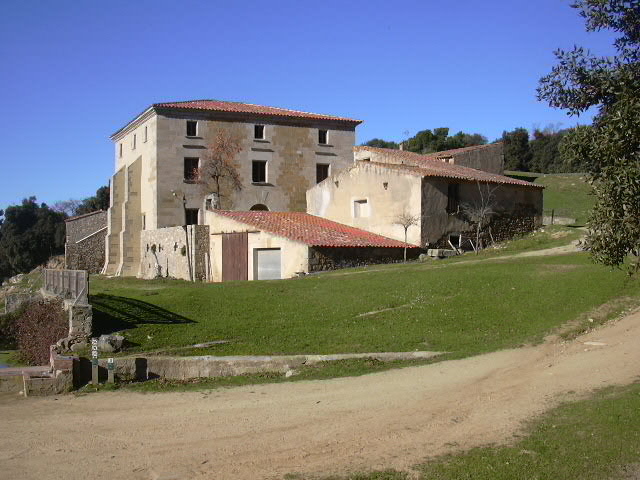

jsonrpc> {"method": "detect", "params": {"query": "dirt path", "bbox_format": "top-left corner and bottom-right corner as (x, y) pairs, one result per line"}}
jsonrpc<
(1, 309), (639, 480)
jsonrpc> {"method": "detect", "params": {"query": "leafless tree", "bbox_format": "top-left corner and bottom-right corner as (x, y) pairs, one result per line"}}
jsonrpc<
(51, 199), (82, 217)
(394, 211), (420, 262)
(460, 182), (499, 254)
(196, 129), (242, 209)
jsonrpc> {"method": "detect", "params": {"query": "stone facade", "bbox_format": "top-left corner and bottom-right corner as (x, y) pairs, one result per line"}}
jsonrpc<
(139, 225), (210, 281)
(105, 102), (360, 276)
(64, 210), (107, 273)
(308, 247), (416, 272)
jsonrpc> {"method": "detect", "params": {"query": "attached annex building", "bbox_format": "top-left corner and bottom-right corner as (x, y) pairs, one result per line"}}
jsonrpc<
(307, 144), (544, 249)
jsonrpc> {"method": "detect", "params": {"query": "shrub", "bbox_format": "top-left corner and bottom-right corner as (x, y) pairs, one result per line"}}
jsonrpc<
(11, 299), (67, 365)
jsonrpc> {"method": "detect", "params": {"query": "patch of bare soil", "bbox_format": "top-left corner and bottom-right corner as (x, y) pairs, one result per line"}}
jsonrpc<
(1, 310), (640, 480)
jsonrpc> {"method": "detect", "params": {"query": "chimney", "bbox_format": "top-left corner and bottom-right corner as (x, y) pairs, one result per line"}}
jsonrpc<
(399, 142), (404, 151)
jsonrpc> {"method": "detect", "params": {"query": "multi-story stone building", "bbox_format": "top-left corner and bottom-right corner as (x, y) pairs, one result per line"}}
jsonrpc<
(104, 99), (362, 276)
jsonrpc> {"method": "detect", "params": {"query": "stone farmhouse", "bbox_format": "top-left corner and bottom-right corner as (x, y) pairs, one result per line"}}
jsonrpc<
(104, 99), (362, 276)
(307, 144), (544, 249)
(99, 99), (543, 281)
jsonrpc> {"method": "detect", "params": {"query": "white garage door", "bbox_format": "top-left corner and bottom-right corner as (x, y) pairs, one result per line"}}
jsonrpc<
(254, 248), (281, 280)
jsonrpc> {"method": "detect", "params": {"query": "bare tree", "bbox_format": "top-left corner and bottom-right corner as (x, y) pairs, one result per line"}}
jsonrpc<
(196, 129), (243, 209)
(51, 199), (82, 217)
(394, 211), (420, 262)
(460, 182), (499, 254)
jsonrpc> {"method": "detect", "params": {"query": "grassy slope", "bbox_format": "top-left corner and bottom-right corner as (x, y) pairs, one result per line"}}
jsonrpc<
(90, 252), (640, 358)
(505, 171), (595, 226)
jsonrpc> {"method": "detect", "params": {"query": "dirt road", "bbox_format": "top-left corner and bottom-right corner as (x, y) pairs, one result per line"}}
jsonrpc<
(1, 309), (639, 480)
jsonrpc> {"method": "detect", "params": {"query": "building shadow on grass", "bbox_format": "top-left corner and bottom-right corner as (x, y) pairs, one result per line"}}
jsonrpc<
(90, 294), (194, 336)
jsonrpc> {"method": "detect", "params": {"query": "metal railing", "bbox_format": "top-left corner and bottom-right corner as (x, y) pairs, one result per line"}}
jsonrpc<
(43, 269), (89, 304)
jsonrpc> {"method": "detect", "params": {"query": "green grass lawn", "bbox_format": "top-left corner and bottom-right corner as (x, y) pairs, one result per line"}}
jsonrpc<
(315, 382), (640, 480)
(90, 252), (640, 358)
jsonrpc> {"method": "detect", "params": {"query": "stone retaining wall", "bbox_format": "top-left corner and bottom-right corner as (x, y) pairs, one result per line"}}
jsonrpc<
(308, 247), (418, 272)
(139, 225), (210, 281)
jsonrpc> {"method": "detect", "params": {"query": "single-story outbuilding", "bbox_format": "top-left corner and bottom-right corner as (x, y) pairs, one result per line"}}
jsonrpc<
(205, 210), (418, 281)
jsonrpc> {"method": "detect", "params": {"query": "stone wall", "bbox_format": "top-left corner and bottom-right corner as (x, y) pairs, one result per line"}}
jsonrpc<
(139, 225), (210, 281)
(65, 211), (107, 273)
(308, 247), (418, 272)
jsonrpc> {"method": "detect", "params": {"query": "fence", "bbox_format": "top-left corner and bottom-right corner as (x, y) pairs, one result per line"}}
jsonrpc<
(43, 269), (89, 304)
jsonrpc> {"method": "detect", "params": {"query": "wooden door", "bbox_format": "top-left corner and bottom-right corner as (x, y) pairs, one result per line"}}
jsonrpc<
(222, 232), (248, 281)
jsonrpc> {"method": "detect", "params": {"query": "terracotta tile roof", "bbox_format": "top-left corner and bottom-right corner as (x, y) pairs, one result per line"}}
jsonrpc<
(212, 211), (417, 248)
(153, 100), (363, 125)
(354, 143), (501, 161)
(363, 161), (543, 189)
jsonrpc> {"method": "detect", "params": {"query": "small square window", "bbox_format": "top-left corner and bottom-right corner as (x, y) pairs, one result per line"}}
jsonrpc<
(316, 163), (330, 183)
(186, 120), (197, 137)
(254, 125), (265, 140)
(185, 208), (199, 226)
(184, 157), (199, 182)
(252, 160), (267, 183)
(353, 199), (369, 218)
(318, 129), (328, 145)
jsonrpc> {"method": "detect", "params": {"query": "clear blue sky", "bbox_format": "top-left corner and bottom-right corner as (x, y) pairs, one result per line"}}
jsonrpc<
(0, 0), (616, 212)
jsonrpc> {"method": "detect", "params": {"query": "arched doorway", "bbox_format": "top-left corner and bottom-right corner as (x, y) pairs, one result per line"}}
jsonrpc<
(250, 204), (269, 211)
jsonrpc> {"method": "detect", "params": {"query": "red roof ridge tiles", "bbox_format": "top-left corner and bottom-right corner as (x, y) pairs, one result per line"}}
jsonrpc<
(361, 161), (543, 189)
(153, 99), (363, 125)
(211, 211), (417, 249)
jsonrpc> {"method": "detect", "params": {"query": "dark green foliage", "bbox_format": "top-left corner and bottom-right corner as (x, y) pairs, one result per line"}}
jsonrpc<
(363, 138), (399, 149)
(405, 127), (487, 154)
(529, 128), (574, 173)
(75, 185), (110, 216)
(537, 0), (640, 272)
(362, 129), (486, 155)
(501, 127), (531, 171)
(0, 197), (65, 282)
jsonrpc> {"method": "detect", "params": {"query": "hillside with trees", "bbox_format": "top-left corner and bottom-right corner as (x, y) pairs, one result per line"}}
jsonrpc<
(363, 127), (487, 155)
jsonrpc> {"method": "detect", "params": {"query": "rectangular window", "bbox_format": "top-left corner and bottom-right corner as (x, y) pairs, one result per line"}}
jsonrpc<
(119, 143), (123, 158)
(353, 199), (369, 218)
(252, 160), (267, 183)
(254, 125), (265, 139)
(316, 163), (330, 183)
(447, 184), (460, 214)
(184, 157), (199, 182)
(144, 126), (148, 143)
(186, 120), (197, 137)
(142, 214), (146, 230)
(132, 133), (136, 150)
(318, 129), (328, 145)
(185, 208), (199, 226)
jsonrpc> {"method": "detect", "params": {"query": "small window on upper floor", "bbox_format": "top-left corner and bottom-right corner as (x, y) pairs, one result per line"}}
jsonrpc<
(132, 133), (137, 150)
(252, 160), (267, 183)
(318, 129), (328, 145)
(144, 126), (148, 143)
(185, 208), (199, 226)
(316, 163), (330, 183)
(353, 199), (369, 218)
(254, 125), (265, 140)
(186, 120), (198, 137)
(119, 143), (123, 158)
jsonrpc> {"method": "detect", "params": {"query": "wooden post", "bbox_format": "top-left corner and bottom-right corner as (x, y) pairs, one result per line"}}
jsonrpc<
(551, 209), (555, 225)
